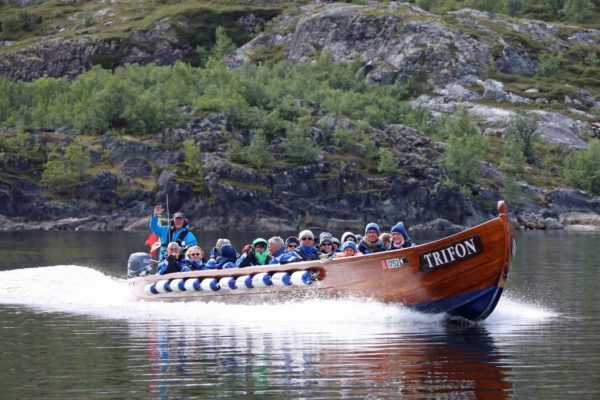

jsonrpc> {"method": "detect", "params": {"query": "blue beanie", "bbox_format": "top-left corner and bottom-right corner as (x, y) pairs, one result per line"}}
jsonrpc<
(391, 222), (405, 234)
(341, 241), (357, 252)
(391, 221), (413, 246)
(365, 222), (380, 235)
(220, 244), (237, 259)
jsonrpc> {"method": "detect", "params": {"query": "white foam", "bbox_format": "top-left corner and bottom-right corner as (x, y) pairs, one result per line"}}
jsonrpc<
(0, 266), (556, 332)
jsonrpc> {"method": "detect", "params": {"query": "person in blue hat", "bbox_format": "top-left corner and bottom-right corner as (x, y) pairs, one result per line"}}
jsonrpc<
(390, 221), (413, 249)
(149, 204), (198, 260)
(335, 241), (358, 258)
(358, 222), (386, 254)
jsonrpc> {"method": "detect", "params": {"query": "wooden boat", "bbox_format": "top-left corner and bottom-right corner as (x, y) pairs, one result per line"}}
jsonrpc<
(127, 201), (515, 321)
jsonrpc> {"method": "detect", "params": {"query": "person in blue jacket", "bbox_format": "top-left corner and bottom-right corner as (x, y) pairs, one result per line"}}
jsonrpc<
(149, 204), (198, 260)
(268, 236), (303, 265)
(181, 245), (206, 270)
(357, 222), (386, 254)
(295, 230), (320, 261)
(205, 243), (238, 269)
(157, 242), (185, 275)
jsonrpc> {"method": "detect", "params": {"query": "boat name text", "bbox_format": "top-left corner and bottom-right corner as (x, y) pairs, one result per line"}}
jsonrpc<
(419, 235), (482, 272)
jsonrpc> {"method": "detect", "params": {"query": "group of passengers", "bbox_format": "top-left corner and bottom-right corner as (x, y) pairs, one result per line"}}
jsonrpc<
(149, 205), (413, 275)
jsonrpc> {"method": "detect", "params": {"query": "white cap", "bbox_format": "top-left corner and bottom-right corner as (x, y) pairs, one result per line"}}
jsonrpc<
(298, 230), (314, 240)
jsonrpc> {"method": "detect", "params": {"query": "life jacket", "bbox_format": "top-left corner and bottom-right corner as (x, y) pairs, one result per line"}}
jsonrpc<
(160, 227), (190, 254)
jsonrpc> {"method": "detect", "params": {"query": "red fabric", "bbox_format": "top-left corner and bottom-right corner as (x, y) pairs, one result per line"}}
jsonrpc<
(145, 233), (161, 258)
(144, 233), (159, 247)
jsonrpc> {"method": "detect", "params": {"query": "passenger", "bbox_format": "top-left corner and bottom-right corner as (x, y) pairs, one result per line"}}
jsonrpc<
(380, 232), (392, 250)
(236, 238), (271, 267)
(357, 222), (386, 254)
(390, 222), (414, 248)
(208, 238), (231, 259)
(296, 230), (320, 261)
(318, 232), (335, 258)
(156, 242), (185, 275)
(341, 231), (357, 244)
(285, 236), (300, 251)
(270, 236), (304, 265)
(332, 237), (341, 252)
(335, 241), (358, 258)
(182, 245), (205, 271)
(149, 205), (198, 260)
(205, 241), (238, 269)
(268, 236), (285, 261)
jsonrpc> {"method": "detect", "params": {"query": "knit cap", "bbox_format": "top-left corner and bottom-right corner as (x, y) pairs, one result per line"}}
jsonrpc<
(319, 232), (333, 244)
(365, 222), (380, 235)
(341, 241), (357, 252)
(298, 230), (314, 240)
(285, 236), (300, 247)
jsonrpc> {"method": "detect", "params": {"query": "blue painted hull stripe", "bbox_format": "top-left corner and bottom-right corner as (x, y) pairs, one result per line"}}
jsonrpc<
(411, 285), (502, 320)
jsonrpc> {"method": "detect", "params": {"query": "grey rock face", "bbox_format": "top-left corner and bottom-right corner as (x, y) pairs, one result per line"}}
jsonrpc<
(496, 46), (537, 76)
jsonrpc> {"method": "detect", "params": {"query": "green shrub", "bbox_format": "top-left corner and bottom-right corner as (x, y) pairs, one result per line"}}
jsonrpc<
(562, 0), (593, 22)
(504, 111), (539, 163)
(183, 139), (204, 177)
(282, 127), (322, 164)
(41, 139), (91, 193)
(3, 10), (34, 32)
(441, 107), (489, 185)
(504, 180), (523, 206)
(377, 148), (397, 174)
(542, 0), (565, 17)
(563, 140), (600, 195)
(229, 131), (274, 169)
(210, 26), (237, 60)
(537, 52), (562, 76)
(500, 135), (526, 177)
(64, 138), (91, 175)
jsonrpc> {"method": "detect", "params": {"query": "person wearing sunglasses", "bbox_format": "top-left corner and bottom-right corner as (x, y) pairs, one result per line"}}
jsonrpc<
(318, 232), (336, 258)
(270, 236), (304, 265)
(285, 237), (300, 251)
(295, 230), (320, 261)
(182, 245), (206, 270)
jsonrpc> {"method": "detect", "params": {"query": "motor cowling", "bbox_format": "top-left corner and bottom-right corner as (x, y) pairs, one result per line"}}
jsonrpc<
(127, 252), (153, 278)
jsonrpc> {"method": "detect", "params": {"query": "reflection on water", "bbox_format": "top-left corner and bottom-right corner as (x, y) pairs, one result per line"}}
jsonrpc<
(0, 230), (599, 399)
(132, 322), (512, 399)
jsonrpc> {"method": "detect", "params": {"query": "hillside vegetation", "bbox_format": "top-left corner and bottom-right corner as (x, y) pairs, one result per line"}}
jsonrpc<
(0, 0), (599, 231)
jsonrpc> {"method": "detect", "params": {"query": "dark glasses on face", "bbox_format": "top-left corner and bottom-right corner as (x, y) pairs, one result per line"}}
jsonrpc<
(190, 253), (201, 256)
(322, 243), (332, 246)
(287, 244), (297, 248)
(301, 237), (313, 241)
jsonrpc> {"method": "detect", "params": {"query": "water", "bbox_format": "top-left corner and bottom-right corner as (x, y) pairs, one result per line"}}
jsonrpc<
(0, 230), (599, 399)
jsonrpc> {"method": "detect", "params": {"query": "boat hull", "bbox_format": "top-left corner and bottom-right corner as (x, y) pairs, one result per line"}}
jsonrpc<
(128, 201), (514, 321)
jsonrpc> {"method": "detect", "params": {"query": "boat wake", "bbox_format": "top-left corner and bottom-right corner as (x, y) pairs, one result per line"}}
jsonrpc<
(0, 265), (556, 329)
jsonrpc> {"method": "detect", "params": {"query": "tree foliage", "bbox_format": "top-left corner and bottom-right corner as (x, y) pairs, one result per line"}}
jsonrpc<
(183, 139), (204, 177)
(41, 139), (91, 194)
(504, 111), (539, 163)
(563, 140), (600, 195)
(440, 107), (489, 186)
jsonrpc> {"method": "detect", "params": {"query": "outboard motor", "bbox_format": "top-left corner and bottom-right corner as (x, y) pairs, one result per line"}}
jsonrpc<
(127, 252), (153, 278)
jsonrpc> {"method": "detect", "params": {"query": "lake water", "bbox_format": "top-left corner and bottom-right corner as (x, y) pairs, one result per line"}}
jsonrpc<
(0, 230), (599, 399)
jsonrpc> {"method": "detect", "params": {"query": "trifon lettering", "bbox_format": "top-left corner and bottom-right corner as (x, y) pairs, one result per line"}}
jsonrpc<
(419, 235), (483, 272)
